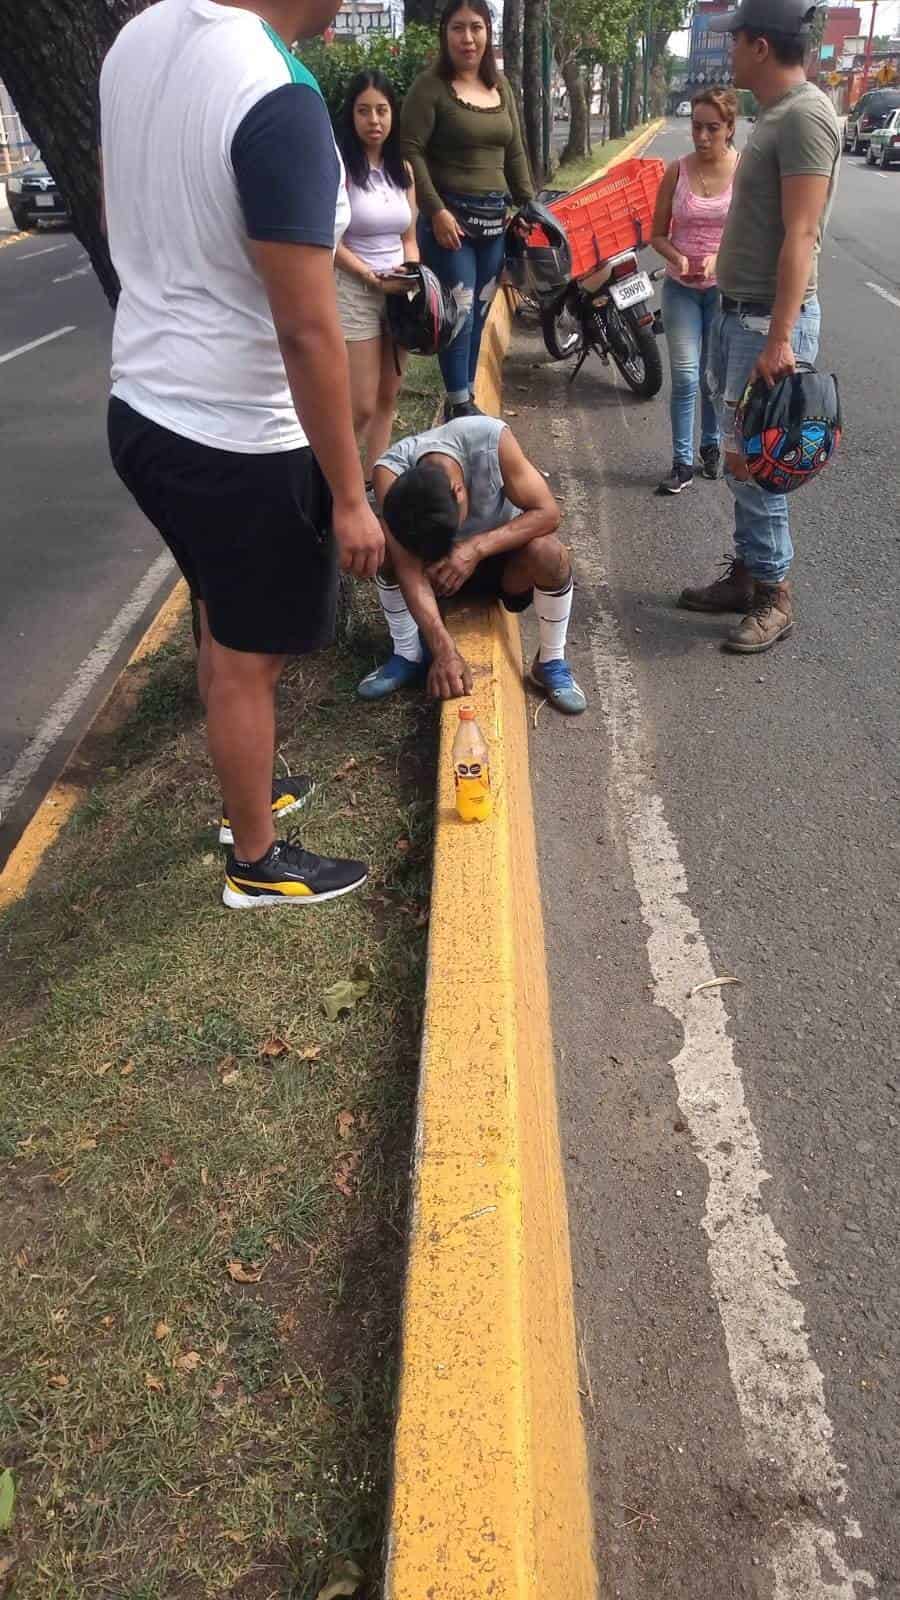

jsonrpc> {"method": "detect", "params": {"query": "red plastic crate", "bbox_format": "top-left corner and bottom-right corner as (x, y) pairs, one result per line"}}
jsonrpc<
(537, 157), (666, 280)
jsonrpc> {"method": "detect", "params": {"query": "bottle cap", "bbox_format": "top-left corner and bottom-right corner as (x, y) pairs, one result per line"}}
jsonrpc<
(458, 706), (476, 721)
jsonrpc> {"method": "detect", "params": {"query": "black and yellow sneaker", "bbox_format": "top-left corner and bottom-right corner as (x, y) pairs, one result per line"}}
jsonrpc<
(218, 775), (314, 846)
(223, 840), (367, 909)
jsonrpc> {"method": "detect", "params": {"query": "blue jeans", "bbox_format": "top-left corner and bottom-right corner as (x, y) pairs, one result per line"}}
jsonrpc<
(661, 276), (720, 466)
(419, 214), (505, 401)
(707, 298), (821, 583)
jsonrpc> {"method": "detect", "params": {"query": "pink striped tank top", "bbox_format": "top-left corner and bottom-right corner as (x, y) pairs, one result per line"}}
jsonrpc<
(668, 156), (735, 287)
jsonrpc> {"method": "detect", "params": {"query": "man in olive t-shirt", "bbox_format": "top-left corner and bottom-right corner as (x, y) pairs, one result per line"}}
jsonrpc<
(677, 0), (840, 654)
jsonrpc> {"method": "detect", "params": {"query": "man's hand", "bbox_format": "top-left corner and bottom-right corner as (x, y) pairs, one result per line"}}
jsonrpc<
(427, 646), (473, 700)
(752, 337), (796, 390)
(332, 499), (385, 580)
(426, 542), (479, 597)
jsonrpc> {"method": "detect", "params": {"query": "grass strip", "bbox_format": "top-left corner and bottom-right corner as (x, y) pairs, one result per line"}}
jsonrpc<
(0, 358), (442, 1600)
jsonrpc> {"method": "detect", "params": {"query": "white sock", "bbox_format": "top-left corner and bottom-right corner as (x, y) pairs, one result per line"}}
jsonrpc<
(535, 577), (574, 663)
(376, 576), (422, 663)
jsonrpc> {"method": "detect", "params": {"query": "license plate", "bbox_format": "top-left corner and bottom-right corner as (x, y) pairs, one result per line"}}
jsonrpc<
(610, 272), (652, 310)
(36, 194), (55, 209)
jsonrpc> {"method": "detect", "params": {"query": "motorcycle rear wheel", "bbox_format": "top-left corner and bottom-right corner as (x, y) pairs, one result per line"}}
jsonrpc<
(607, 307), (663, 399)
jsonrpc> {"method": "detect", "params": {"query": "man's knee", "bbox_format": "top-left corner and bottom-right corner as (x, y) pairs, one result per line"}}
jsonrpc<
(209, 640), (285, 691)
(523, 535), (571, 588)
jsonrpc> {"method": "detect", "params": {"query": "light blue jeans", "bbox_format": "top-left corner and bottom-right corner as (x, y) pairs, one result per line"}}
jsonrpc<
(707, 298), (821, 583)
(661, 276), (721, 466)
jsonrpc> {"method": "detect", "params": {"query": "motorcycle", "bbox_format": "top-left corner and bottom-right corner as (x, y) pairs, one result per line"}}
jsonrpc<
(507, 172), (666, 401)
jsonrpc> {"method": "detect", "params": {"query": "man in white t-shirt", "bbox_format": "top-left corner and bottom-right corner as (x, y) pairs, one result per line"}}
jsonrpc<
(102, 0), (383, 909)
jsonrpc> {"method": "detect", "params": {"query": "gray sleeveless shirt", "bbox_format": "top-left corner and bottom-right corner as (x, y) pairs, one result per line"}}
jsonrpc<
(376, 415), (517, 543)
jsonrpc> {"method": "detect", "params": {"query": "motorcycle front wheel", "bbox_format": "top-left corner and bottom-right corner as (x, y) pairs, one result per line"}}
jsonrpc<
(540, 293), (584, 361)
(607, 306), (663, 399)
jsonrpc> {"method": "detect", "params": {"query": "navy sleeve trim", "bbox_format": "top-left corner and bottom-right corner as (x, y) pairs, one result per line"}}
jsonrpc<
(232, 82), (339, 246)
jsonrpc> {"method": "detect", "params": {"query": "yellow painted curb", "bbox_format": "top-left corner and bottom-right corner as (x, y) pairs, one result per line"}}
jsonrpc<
(383, 108), (669, 1600)
(0, 578), (187, 910)
(385, 598), (596, 1600)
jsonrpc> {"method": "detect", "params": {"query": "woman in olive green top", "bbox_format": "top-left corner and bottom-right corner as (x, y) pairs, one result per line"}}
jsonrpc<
(399, 0), (533, 418)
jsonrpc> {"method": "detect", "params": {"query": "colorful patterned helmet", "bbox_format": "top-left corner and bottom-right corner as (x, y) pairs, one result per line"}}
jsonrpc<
(735, 364), (842, 496)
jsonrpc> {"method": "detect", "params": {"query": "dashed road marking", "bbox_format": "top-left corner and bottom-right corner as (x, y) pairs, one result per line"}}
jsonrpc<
(0, 325), (77, 366)
(865, 280), (900, 311)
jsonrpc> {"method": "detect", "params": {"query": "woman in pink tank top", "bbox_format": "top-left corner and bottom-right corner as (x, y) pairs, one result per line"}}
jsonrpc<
(650, 88), (739, 496)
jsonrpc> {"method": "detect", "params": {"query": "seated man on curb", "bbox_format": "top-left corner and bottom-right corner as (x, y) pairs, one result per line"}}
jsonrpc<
(357, 415), (587, 714)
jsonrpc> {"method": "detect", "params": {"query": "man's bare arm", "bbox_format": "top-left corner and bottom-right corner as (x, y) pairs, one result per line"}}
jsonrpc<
(249, 240), (383, 578)
(755, 172), (831, 387)
(467, 428), (560, 561)
(371, 466), (472, 698)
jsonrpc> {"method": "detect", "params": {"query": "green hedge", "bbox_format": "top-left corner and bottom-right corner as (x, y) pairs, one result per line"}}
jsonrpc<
(296, 25), (439, 122)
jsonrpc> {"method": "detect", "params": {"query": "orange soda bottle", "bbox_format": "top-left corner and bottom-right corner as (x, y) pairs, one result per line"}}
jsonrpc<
(452, 706), (492, 823)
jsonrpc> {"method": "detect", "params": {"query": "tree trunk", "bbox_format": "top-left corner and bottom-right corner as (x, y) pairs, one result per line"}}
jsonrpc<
(0, 0), (150, 307)
(503, 0), (524, 119)
(522, 0), (544, 186)
(608, 64), (622, 140)
(560, 57), (590, 164)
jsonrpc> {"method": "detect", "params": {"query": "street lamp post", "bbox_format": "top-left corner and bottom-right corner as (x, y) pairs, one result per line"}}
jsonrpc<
(861, 0), (878, 92)
(643, 0), (653, 120)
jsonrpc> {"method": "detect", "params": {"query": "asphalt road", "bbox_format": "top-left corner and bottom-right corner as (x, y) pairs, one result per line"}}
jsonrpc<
(0, 212), (174, 868)
(512, 120), (900, 1599)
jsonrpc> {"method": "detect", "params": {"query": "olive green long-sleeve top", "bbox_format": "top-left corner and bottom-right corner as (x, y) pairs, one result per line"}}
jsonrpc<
(399, 70), (534, 219)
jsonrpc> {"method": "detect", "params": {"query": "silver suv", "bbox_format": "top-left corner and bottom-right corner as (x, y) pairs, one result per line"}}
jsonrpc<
(844, 89), (900, 155)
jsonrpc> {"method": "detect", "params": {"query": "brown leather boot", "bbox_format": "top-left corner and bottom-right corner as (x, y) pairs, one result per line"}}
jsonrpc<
(724, 581), (793, 654)
(678, 555), (755, 613)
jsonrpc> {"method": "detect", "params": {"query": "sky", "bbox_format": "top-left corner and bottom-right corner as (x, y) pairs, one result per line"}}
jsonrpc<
(671, 0), (900, 57)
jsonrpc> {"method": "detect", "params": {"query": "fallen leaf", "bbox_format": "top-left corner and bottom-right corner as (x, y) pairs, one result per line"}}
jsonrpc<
(13, 1249), (28, 1270)
(201, 852), (215, 866)
(200, 1167), (209, 1187)
(174, 1351), (202, 1373)
(337, 1110), (355, 1139)
(322, 979), (371, 1022)
(503, 408), (519, 416)
(298, 1045), (322, 1062)
(99, 1315), (115, 1329)
(208, 1380), (226, 1399)
(154, 1320), (171, 1342)
(0, 1469), (15, 1533)
(119, 1060), (135, 1077)
(223, 1529), (249, 1545)
(333, 756), (358, 779)
(277, 1310), (298, 1338)
(333, 1152), (360, 1198)
(48, 1374), (69, 1389)
(258, 1036), (289, 1059)
(94, 1061), (112, 1077)
(688, 975), (741, 998)
(316, 1557), (365, 1600)
(226, 1260), (263, 1284)
(75, 1136), (98, 1152)
(52, 1168), (74, 1187)
(220, 1070), (240, 1086)
(145, 1373), (164, 1393)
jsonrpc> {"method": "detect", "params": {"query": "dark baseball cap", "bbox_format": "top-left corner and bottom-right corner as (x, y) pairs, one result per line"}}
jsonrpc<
(382, 463), (460, 561)
(708, 0), (818, 34)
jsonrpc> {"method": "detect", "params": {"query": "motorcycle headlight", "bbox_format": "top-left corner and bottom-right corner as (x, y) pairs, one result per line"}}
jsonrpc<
(7, 177), (23, 195)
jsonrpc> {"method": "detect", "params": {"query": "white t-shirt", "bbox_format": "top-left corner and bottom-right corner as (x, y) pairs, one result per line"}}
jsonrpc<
(101, 0), (351, 454)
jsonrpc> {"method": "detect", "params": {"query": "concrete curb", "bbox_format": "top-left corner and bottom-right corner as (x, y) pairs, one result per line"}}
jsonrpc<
(0, 579), (187, 910)
(384, 119), (665, 1598)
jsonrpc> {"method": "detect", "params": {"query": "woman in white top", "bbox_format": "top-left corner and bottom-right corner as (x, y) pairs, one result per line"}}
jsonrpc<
(335, 71), (419, 477)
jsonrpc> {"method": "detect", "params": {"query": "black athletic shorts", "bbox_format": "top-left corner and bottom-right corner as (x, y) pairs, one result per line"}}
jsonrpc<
(108, 397), (337, 655)
(458, 552), (532, 614)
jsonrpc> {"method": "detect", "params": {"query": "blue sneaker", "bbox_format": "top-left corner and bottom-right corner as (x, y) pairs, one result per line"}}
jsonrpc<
(529, 654), (587, 715)
(357, 652), (427, 701)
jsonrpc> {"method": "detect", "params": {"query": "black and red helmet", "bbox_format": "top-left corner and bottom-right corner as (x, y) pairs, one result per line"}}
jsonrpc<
(736, 363), (842, 496)
(385, 263), (461, 356)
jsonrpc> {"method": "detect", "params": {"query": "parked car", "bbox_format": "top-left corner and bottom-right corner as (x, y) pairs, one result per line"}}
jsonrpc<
(5, 158), (70, 230)
(843, 89), (900, 155)
(676, 101), (692, 117)
(865, 106), (900, 167)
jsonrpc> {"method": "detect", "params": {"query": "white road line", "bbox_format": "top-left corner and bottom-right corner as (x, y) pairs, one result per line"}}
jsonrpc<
(865, 280), (900, 311)
(16, 242), (68, 259)
(0, 552), (175, 816)
(0, 325), (77, 366)
(551, 415), (877, 1600)
(52, 264), (91, 284)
